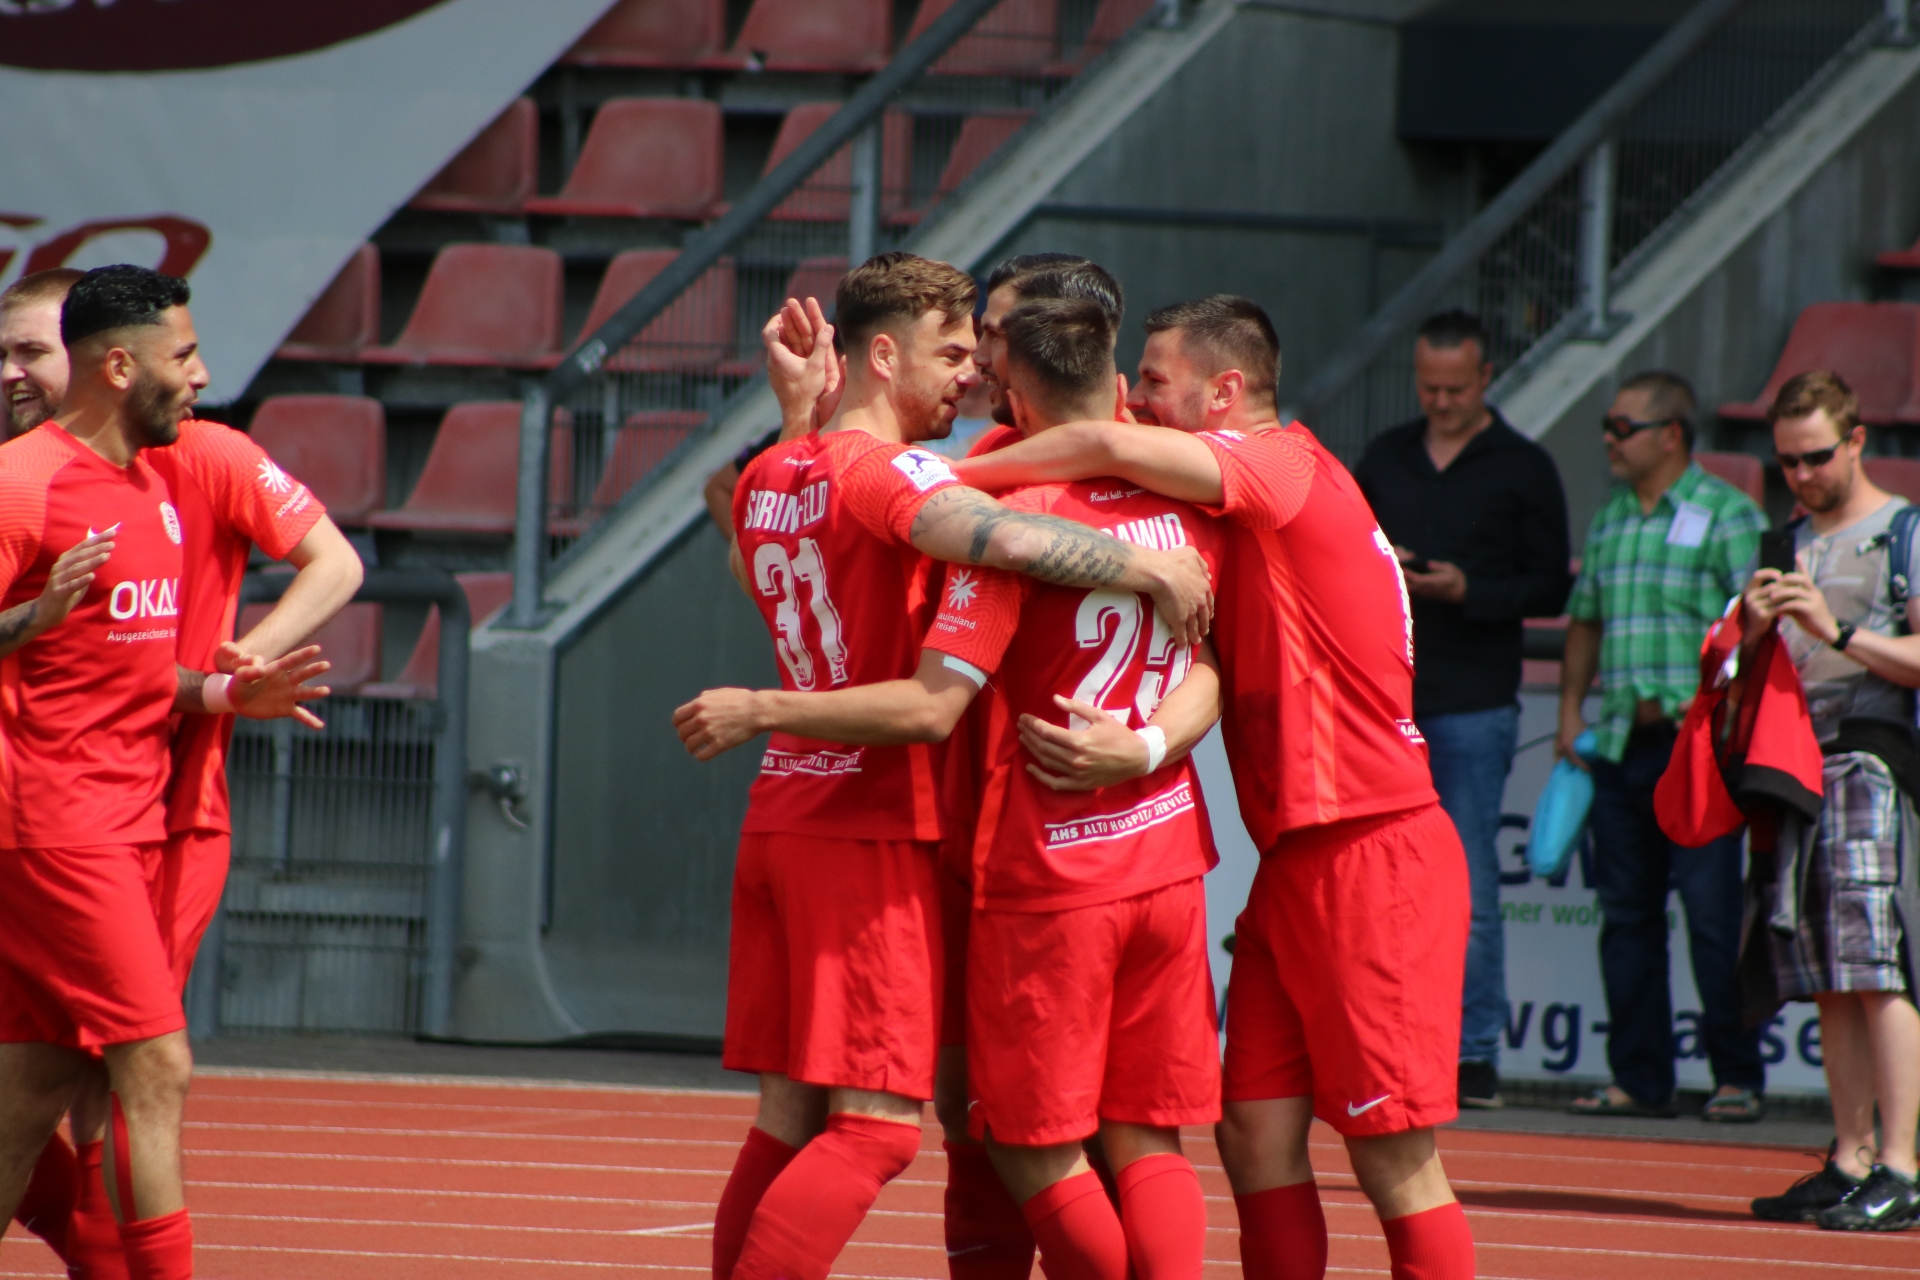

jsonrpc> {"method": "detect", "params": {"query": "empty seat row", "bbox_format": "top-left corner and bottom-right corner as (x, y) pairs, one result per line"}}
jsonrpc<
(238, 573), (512, 700)
(1718, 302), (1920, 427)
(559, 0), (1147, 73)
(411, 97), (1029, 225)
(279, 243), (852, 370)
(248, 396), (702, 536)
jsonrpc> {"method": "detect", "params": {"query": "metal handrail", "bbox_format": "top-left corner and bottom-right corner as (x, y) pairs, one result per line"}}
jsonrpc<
(508, 0), (1009, 627)
(1289, 0), (1746, 423)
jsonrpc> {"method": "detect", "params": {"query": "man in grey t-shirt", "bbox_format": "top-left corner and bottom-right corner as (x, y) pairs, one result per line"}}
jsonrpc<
(1744, 371), (1920, 1232)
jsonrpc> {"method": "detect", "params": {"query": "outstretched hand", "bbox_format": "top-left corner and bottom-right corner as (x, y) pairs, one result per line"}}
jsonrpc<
(673, 687), (765, 761)
(230, 645), (332, 730)
(763, 296), (842, 439)
(1021, 696), (1150, 791)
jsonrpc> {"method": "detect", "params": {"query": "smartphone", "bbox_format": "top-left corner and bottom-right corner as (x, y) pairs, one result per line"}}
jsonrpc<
(1758, 529), (1796, 574)
(1402, 557), (1432, 574)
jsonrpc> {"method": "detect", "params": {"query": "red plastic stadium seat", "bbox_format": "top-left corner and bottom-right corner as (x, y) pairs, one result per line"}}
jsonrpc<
(1718, 303), (1920, 427)
(782, 257), (848, 312)
(410, 98), (538, 215)
(1877, 234), (1920, 271)
(1694, 451), (1764, 507)
(362, 245), (563, 368)
(237, 601), (382, 695)
(908, 0), (1056, 72)
(896, 112), (1035, 223)
(562, 0), (741, 68)
(765, 104), (912, 221)
(248, 396), (387, 527)
(556, 250), (736, 372)
(363, 573), (515, 700)
(524, 99), (724, 221)
(368, 403), (536, 535)
(733, 0), (890, 71)
(277, 244), (380, 361)
(592, 411), (707, 510)
(1863, 457), (1920, 504)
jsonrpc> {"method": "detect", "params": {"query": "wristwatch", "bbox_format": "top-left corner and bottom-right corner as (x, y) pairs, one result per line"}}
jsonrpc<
(1832, 621), (1857, 652)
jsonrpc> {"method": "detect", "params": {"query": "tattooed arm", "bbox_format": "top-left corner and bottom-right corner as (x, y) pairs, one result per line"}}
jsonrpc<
(908, 486), (1213, 644)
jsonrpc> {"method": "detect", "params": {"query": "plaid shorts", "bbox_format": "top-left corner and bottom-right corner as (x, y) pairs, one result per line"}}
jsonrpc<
(1771, 752), (1911, 999)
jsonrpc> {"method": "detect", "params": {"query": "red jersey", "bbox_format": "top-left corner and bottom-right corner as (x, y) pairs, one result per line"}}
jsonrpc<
(1198, 424), (1436, 849)
(0, 426), (184, 848)
(146, 421), (327, 835)
(926, 480), (1224, 911)
(733, 429), (963, 842)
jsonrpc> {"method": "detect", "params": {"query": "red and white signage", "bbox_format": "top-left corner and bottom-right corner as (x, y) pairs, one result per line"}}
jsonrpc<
(0, 0), (614, 401)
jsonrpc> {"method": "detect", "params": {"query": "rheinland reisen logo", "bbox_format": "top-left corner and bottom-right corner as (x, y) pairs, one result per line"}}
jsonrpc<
(891, 448), (957, 493)
(946, 569), (978, 609)
(107, 577), (179, 622)
(742, 481), (828, 535)
(257, 459), (293, 495)
(158, 501), (182, 545)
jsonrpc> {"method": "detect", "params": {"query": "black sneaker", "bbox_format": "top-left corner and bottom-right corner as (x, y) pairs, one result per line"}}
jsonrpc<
(1457, 1059), (1503, 1110)
(1752, 1143), (1862, 1222)
(1819, 1164), (1920, 1232)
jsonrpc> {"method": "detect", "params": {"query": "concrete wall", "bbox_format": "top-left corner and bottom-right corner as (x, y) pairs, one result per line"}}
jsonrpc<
(1520, 53), (1920, 538)
(992, 0), (1473, 395)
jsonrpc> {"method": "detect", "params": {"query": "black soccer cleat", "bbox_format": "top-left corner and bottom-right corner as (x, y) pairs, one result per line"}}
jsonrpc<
(1751, 1144), (1861, 1223)
(1818, 1164), (1920, 1232)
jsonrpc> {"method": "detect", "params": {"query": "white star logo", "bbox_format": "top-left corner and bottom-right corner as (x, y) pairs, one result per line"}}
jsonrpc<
(946, 569), (978, 609)
(257, 458), (293, 494)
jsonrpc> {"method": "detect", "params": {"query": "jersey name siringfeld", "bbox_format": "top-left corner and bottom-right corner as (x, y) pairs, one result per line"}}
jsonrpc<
(742, 481), (829, 534)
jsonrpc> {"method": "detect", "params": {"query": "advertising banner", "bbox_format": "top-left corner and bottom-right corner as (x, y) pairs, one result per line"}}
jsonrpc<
(0, 0), (614, 402)
(1197, 689), (1828, 1097)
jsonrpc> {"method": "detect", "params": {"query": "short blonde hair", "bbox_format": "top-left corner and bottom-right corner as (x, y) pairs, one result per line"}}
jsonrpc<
(0, 268), (83, 314)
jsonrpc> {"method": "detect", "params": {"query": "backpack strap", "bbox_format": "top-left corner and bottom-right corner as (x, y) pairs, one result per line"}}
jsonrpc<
(1887, 505), (1920, 635)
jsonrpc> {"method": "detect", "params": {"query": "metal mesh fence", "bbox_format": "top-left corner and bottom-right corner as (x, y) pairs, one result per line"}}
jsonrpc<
(218, 697), (438, 1034)
(540, 2), (1151, 568)
(1303, 0), (1884, 463)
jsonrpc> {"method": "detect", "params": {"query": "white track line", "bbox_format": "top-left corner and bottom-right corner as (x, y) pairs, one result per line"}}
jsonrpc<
(185, 1121), (742, 1148)
(192, 1066), (753, 1098)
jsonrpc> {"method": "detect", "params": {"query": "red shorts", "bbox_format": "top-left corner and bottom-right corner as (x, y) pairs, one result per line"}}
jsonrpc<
(1223, 804), (1467, 1136)
(723, 831), (942, 1100)
(940, 869), (970, 1048)
(0, 843), (185, 1050)
(968, 876), (1220, 1146)
(158, 828), (230, 997)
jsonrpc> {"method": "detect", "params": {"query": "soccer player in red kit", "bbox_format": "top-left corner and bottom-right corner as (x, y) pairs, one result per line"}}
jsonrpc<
(682, 293), (1228, 1280)
(673, 253), (1211, 1280)
(0, 268), (362, 1278)
(957, 296), (1476, 1280)
(0, 266), (327, 1280)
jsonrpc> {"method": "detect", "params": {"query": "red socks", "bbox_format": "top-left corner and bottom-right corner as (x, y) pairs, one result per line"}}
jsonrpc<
(117, 1208), (193, 1280)
(1116, 1154), (1206, 1280)
(731, 1113), (923, 1280)
(1235, 1182), (1327, 1280)
(1020, 1171), (1128, 1280)
(943, 1141), (1035, 1280)
(714, 1127), (799, 1280)
(14, 1134), (77, 1261)
(70, 1141), (132, 1280)
(1380, 1202), (1474, 1280)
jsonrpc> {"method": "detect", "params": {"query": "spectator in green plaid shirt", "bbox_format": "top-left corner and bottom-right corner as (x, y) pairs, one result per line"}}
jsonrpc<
(1556, 371), (1769, 1122)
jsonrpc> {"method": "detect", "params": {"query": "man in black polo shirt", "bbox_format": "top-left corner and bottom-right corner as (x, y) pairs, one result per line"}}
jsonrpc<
(1355, 309), (1572, 1109)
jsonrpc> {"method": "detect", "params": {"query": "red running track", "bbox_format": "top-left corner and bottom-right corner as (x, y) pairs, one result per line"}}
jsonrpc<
(2, 1070), (1915, 1278)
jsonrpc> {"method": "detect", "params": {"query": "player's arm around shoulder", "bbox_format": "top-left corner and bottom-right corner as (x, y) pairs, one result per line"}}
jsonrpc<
(906, 482), (1214, 645)
(954, 419), (1227, 506)
(673, 648), (984, 761)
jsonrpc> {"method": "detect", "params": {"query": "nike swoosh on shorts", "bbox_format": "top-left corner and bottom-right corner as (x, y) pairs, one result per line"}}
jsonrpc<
(1347, 1094), (1391, 1117)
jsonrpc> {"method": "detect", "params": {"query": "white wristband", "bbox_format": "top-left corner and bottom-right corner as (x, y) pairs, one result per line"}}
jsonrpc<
(1136, 725), (1168, 774)
(202, 672), (235, 714)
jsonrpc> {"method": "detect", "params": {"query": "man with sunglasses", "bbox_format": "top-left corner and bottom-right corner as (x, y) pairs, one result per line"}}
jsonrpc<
(1742, 371), (1920, 1231)
(1557, 370), (1769, 1121)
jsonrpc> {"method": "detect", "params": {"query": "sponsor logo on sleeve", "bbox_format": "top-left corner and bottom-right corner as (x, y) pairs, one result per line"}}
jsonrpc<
(891, 449), (958, 492)
(945, 569), (978, 609)
(158, 501), (182, 545)
(257, 459), (293, 495)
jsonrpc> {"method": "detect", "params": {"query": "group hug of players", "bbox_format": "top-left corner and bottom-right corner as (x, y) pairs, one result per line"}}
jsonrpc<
(675, 251), (1479, 1280)
(0, 264), (364, 1280)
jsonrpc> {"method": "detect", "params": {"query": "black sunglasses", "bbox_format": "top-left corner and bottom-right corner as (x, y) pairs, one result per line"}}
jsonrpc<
(1775, 444), (1843, 470)
(1601, 414), (1678, 441)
